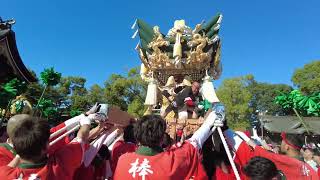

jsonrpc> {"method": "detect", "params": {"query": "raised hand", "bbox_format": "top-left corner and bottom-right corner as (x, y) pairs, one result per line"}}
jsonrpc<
(86, 102), (101, 115)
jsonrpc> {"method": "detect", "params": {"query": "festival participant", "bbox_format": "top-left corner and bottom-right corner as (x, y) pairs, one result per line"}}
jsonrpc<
(0, 114), (27, 167)
(302, 146), (318, 171)
(74, 145), (112, 180)
(0, 110), (105, 179)
(0, 104), (102, 167)
(49, 103), (103, 154)
(161, 133), (173, 151)
(200, 133), (243, 180)
(224, 130), (318, 179)
(311, 148), (320, 178)
(114, 111), (223, 180)
(93, 145), (112, 179)
(111, 124), (137, 173)
(161, 81), (201, 119)
(279, 132), (304, 160)
(243, 156), (279, 180)
(74, 127), (120, 180)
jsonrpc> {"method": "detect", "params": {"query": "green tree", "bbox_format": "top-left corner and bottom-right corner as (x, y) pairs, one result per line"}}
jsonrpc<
(292, 61), (320, 94)
(104, 67), (147, 117)
(25, 75), (90, 124)
(57, 76), (89, 111)
(216, 75), (252, 130)
(87, 84), (107, 104)
(246, 76), (293, 115)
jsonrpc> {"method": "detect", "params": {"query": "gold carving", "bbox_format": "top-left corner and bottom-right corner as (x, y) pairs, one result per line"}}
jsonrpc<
(187, 34), (210, 68)
(147, 26), (171, 68)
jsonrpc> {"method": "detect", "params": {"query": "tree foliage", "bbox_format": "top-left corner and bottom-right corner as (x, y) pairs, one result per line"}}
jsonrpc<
(292, 61), (320, 94)
(216, 75), (252, 130)
(104, 67), (147, 117)
(58, 76), (89, 111)
(40, 67), (61, 86)
(0, 78), (27, 109)
(247, 77), (293, 115)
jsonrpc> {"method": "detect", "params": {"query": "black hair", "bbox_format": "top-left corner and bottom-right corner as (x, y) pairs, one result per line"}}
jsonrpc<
(12, 117), (50, 161)
(99, 144), (111, 160)
(123, 124), (136, 144)
(92, 145), (111, 167)
(162, 133), (172, 149)
(201, 134), (230, 178)
(313, 148), (320, 156)
(134, 115), (166, 148)
(286, 133), (303, 150)
(243, 156), (278, 180)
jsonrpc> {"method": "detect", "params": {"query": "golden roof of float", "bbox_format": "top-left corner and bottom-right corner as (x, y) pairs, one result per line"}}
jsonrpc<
(132, 13), (223, 85)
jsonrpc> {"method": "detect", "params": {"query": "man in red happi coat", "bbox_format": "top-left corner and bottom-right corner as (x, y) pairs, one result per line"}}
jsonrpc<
(114, 110), (223, 180)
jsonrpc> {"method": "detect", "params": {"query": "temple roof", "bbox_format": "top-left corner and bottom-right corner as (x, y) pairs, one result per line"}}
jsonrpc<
(259, 115), (320, 134)
(0, 18), (36, 83)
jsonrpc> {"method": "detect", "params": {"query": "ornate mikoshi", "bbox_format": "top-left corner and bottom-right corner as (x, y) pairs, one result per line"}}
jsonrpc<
(10, 95), (33, 115)
(132, 14), (223, 139)
(0, 95), (33, 118)
(132, 13), (222, 84)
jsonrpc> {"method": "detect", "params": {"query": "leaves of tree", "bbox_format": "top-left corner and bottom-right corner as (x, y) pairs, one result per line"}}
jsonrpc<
(292, 61), (320, 94)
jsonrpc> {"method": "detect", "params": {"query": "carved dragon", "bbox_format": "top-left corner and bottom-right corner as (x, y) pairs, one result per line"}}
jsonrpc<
(147, 26), (170, 68)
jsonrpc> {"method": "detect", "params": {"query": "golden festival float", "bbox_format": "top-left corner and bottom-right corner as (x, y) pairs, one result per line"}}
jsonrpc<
(132, 13), (223, 140)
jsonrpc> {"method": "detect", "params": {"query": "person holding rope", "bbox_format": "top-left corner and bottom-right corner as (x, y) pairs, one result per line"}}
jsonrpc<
(0, 104), (106, 180)
(114, 109), (224, 180)
(0, 103), (103, 167)
(223, 129), (318, 179)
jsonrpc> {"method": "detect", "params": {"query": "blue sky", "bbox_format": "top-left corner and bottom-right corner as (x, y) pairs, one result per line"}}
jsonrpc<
(2, 0), (320, 88)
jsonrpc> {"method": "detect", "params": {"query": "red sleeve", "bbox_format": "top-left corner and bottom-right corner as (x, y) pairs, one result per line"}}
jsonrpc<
(194, 160), (208, 180)
(0, 166), (19, 180)
(50, 123), (66, 134)
(0, 144), (15, 167)
(233, 141), (254, 167)
(48, 123), (70, 155)
(47, 142), (84, 178)
(73, 164), (95, 180)
(214, 166), (237, 180)
(111, 141), (124, 172)
(48, 137), (70, 155)
(172, 142), (201, 179)
(254, 146), (318, 180)
(111, 141), (137, 173)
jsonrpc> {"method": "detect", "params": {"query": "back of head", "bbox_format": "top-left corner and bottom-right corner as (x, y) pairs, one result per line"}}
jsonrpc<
(161, 133), (172, 149)
(98, 145), (111, 160)
(92, 145), (111, 167)
(12, 116), (50, 161)
(123, 124), (136, 144)
(7, 114), (31, 139)
(243, 156), (278, 180)
(134, 115), (166, 148)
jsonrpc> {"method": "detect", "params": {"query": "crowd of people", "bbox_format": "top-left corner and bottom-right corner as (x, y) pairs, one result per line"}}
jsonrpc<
(0, 95), (319, 179)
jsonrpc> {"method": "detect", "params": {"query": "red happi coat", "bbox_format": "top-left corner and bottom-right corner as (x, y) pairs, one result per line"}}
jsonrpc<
(212, 166), (237, 180)
(48, 122), (74, 155)
(0, 122), (72, 168)
(114, 142), (201, 180)
(73, 164), (95, 180)
(234, 141), (319, 180)
(0, 143), (15, 167)
(111, 140), (137, 173)
(74, 160), (110, 180)
(0, 142), (83, 180)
